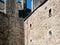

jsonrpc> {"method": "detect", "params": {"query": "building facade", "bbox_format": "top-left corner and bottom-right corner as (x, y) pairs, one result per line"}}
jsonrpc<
(0, 1), (6, 13)
(0, 0), (60, 45)
(24, 0), (60, 45)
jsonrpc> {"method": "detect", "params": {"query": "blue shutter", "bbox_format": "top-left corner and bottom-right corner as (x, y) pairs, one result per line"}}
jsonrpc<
(18, 0), (21, 2)
(26, 0), (31, 9)
(1, 0), (6, 2)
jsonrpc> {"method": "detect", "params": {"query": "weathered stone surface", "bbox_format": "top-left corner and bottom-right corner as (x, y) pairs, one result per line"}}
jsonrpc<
(8, 17), (24, 45)
(0, 2), (6, 13)
(24, 0), (60, 45)
(0, 0), (60, 45)
(0, 12), (9, 45)
(0, 2), (4, 9)
(6, 0), (25, 45)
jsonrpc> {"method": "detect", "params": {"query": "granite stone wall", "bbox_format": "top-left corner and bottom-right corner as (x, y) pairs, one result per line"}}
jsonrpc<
(1, 0), (60, 45)
(0, 12), (25, 45)
(0, 12), (9, 45)
(8, 17), (24, 45)
(24, 0), (60, 45)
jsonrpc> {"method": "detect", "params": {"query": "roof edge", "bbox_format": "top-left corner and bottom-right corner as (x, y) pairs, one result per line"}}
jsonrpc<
(24, 0), (48, 21)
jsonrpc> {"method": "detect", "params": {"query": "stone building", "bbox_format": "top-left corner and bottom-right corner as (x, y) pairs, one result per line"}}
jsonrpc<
(24, 0), (60, 45)
(0, 1), (6, 13)
(0, 0), (60, 45)
(0, 12), (9, 45)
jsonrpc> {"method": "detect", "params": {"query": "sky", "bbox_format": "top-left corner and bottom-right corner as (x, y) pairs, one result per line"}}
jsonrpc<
(2, 0), (31, 9)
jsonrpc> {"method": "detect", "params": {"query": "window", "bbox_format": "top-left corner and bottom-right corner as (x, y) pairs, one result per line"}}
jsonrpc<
(30, 39), (32, 42)
(18, 0), (31, 18)
(49, 30), (52, 35)
(18, 9), (31, 18)
(30, 24), (32, 27)
(49, 9), (52, 17)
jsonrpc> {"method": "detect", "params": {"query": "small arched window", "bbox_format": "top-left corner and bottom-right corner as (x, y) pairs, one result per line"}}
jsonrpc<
(49, 9), (52, 17)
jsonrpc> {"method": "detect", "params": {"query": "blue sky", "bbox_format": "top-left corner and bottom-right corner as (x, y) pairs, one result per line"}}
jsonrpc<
(2, 0), (31, 9)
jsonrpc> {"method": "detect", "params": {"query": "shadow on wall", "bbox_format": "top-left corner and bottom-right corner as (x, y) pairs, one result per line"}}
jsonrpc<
(19, 8), (31, 18)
